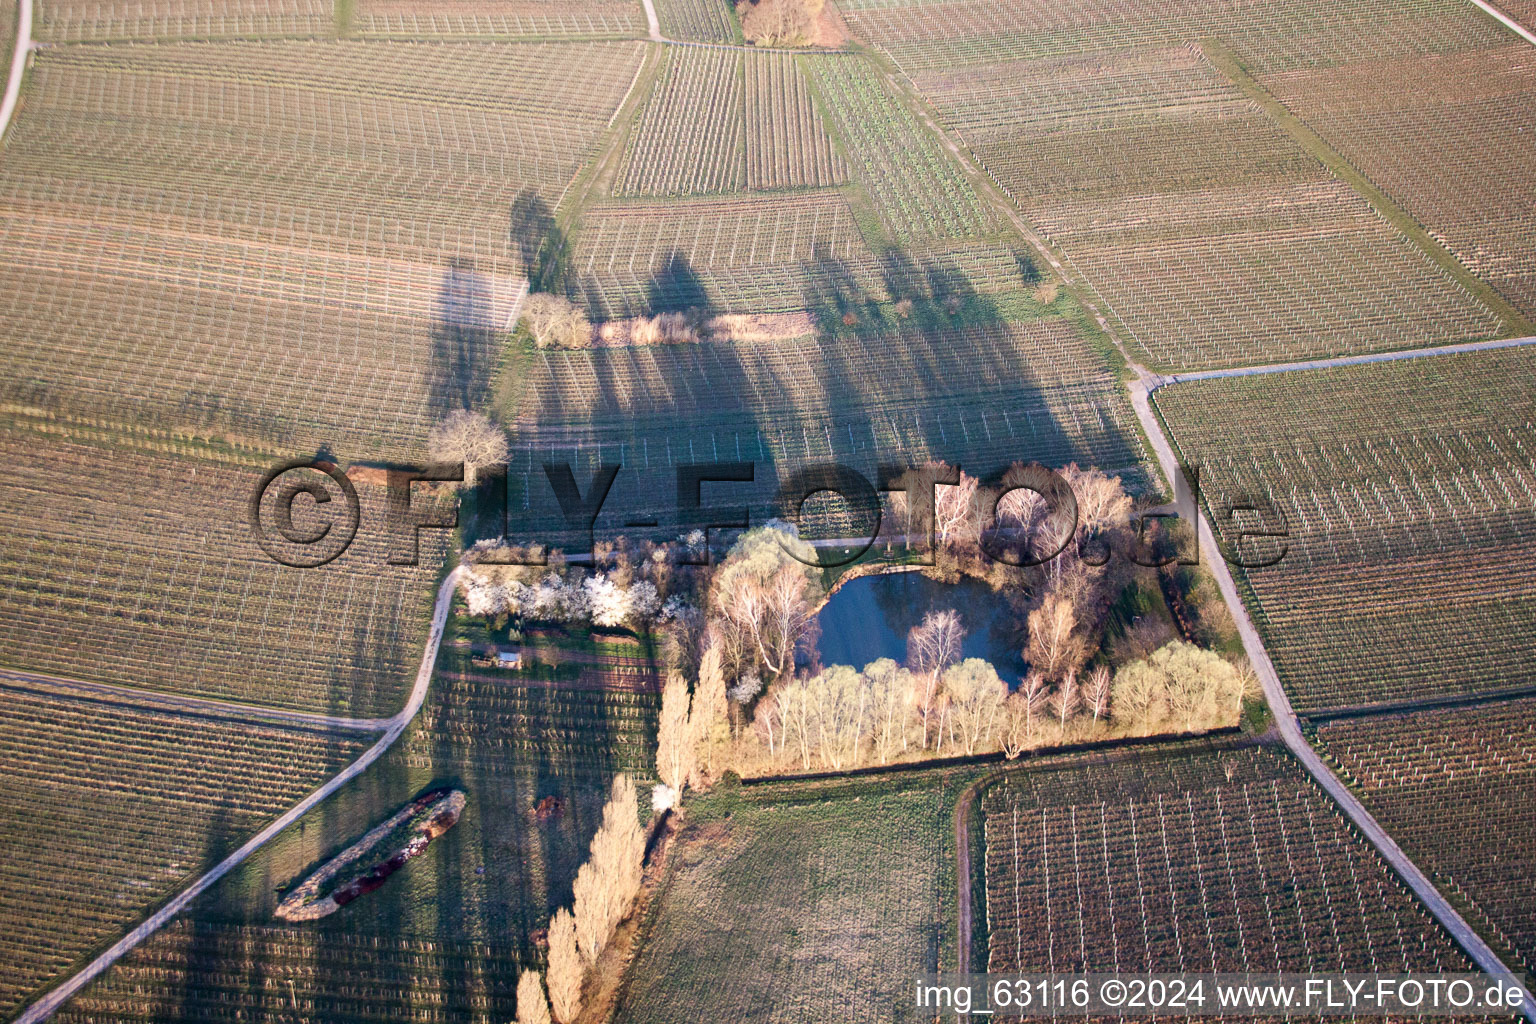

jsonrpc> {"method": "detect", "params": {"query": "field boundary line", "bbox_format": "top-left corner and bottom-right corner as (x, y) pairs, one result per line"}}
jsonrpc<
(11, 565), (464, 1024)
(0, 0), (32, 144)
(0, 667), (393, 732)
(1134, 377), (1536, 1022)
(1301, 683), (1536, 724)
(1468, 0), (1536, 44)
(1164, 333), (1536, 385)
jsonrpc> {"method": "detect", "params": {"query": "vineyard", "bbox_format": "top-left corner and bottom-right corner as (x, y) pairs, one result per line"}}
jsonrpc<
(1315, 698), (1536, 976)
(836, 0), (1515, 74)
(0, 685), (370, 1019)
(746, 53), (848, 190)
(613, 768), (980, 1024)
(1502, 0), (1536, 29)
(1154, 346), (1536, 710)
(1261, 44), (1536, 319)
(353, 0), (646, 38)
(653, 0), (735, 43)
(33, 0), (333, 41)
(616, 49), (847, 196)
(54, 624), (661, 1023)
(982, 743), (1473, 975)
(0, 41), (643, 456)
(0, 417), (447, 716)
(804, 54), (999, 241)
(836, 0), (1520, 371)
(618, 49), (746, 195)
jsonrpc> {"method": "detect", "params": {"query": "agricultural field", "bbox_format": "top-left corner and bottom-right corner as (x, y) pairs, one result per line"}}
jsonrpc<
(1261, 43), (1536, 319)
(568, 191), (1029, 316)
(1501, 0), (1536, 28)
(837, 0), (1522, 371)
(352, 0), (647, 38)
(1315, 698), (1536, 977)
(0, 685), (371, 1019)
(616, 50), (847, 196)
(805, 54), (999, 242)
(33, 0), (334, 41)
(0, 415), (447, 716)
(746, 53), (848, 190)
(612, 767), (980, 1024)
(618, 48), (746, 195)
(982, 742), (1474, 974)
(837, 0), (1515, 76)
(503, 311), (1149, 537)
(1154, 347), (1536, 711)
(53, 622), (660, 1024)
(653, 0), (736, 43)
(0, 40), (644, 458)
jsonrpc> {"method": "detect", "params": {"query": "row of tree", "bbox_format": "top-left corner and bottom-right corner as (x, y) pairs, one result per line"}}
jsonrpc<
(462, 568), (676, 630)
(663, 636), (1249, 777)
(516, 774), (646, 1024)
(521, 293), (710, 349)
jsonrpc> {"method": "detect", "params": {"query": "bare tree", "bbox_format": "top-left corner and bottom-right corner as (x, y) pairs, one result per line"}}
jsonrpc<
(689, 643), (730, 774)
(516, 969), (553, 1024)
(941, 658), (1006, 755)
(546, 908), (582, 1023)
(864, 658), (914, 763)
(908, 608), (964, 748)
(1062, 463), (1133, 541)
(710, 527), (820, 683)
(427, 410), (507, 486)
(1085, 664), (1112, 723)
(775, 676), (817, 770)
(934, 469), (981, 547)
(737, 0), (822, 46)
(752, 688), (786, 757)
(572, 774), (644, 965)
(1026, 593), (1084, 681)
(1022, 671), (1050, 726)
(1050, 669), (1081, 731)
(522, 293), (591, 349)
(805, 665), (868, 770)
(1000, 691), (1034, 759)
(656, 673), (695, 792)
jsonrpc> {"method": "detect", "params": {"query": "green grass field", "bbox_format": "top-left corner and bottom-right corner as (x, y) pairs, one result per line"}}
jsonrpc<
(613, 766), (989, 1024)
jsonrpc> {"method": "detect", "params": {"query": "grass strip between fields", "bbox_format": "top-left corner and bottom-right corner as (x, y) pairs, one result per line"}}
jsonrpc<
(1199, 36), (1535, 338)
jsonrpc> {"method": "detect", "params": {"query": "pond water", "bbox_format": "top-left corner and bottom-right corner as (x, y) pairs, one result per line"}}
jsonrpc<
(814, 570), (1028, 686)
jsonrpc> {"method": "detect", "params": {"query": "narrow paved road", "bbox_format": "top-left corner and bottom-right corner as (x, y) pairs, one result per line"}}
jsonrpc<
(0, 0), (32, 143)
(14, 566), (465, 1024)
(1128, 375), (1536, 1021)
(639, 0), (663, 41)
(0, 667), (393, 732)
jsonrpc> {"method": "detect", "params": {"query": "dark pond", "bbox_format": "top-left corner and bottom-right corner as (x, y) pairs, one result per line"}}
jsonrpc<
(814, 570), (1027, 686)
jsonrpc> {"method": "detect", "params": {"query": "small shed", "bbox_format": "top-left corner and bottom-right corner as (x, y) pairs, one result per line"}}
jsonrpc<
(496, 650), (523, 670)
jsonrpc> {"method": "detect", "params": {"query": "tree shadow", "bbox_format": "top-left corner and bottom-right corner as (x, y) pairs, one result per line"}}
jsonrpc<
(427, 258), (499, 419)
(509, 188), (566, 293)
(646, 251), (710, 314)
